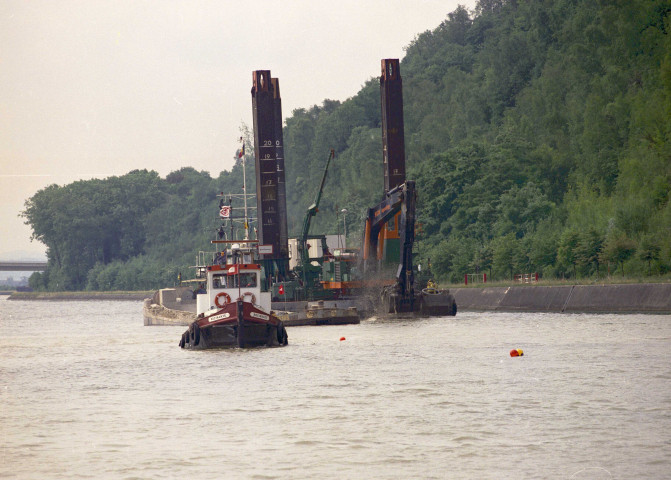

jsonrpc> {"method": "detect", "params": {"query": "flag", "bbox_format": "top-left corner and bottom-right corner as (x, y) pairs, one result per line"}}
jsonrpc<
(235, 142), (245, 159)
(219, 205), (231, 218)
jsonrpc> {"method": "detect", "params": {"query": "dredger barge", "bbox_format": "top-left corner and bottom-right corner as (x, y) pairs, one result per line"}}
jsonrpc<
(162, 59), (456, 341)
(260, 60), (456, 317)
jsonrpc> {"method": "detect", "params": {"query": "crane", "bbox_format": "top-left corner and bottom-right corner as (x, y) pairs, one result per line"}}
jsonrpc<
(297, 149), (335, 278)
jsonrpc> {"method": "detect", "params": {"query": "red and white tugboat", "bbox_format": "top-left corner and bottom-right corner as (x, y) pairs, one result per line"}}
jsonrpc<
(179, 242), (288, 349)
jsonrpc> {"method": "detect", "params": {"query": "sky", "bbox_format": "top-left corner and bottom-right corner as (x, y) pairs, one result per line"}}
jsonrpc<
(0, 0), (476, 259)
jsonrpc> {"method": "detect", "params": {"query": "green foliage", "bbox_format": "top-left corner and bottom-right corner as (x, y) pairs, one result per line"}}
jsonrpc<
(601, 232), (637, 276)
(22, 170), (165, 290)
(493, 182), (554, 238)
(637, 235), (662, 275)
(492, 234), (519, 280)
(575, 229), (604, 277)
(22, 0), (671, 288)
(22, 164), (250, 290)
(557, 230), (580, 279)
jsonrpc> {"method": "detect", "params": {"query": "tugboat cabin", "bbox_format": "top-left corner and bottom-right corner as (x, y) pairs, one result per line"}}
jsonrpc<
(196, 244), (271, 315)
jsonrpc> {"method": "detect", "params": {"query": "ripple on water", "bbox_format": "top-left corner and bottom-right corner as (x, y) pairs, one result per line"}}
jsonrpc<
(1, 301), (670, 479)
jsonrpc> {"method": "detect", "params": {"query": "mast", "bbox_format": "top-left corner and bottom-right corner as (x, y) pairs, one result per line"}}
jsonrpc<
(241, 137), (250, 241)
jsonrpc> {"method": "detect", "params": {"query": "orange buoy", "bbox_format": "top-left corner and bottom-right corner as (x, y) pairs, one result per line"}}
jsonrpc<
(510, 348), (524, 357)
(339, 337), (346, 341)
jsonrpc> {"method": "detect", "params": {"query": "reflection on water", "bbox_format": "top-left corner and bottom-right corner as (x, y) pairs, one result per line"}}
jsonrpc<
(1, 298), (670, 479)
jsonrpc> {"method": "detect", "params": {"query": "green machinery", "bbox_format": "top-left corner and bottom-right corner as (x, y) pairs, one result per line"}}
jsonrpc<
(271, 149), (357, 302)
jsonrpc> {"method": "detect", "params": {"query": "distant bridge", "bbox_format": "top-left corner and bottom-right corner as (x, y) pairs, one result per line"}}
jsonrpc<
(0, 261), (48, 272)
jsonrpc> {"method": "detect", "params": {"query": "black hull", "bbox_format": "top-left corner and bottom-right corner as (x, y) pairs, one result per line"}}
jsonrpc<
(417, 290), (457, 316)
(381, 289), (457, 317)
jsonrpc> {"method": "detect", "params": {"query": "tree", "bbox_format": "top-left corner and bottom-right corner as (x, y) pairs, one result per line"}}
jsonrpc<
(637, 235), (661, 275)
(428, 239), (454, 280)
(494, 182), (554, 238)
(470, 244), (493, 277)
(493, 234), (518, 280)
(601, 232), (637, 276)
(475, 0), (507, 16)
(557, 230), (580, 278)
(575, 229), (604, 277)
(21, 1), (671, 289)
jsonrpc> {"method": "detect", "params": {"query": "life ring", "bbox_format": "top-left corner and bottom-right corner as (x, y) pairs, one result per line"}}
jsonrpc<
(238, 292), (256, 304)
(215, 292), (231, 308)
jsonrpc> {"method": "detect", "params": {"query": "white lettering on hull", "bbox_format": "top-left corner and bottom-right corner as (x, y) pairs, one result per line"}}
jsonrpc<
(208, 312), (231, 322)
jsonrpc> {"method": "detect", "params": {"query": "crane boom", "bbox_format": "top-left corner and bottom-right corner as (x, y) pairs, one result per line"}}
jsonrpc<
(299, 149), (335, 269)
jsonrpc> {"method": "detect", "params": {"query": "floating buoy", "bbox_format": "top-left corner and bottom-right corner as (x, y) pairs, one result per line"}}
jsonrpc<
(510, 348), (524, 357)
(340, 337), (346, 341)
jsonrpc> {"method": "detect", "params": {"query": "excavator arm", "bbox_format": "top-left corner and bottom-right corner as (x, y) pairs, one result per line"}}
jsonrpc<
(361, 181), (417, 312)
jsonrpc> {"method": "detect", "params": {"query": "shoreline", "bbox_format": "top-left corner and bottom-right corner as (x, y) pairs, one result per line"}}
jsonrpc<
(7, 283), (671, 314)
(6, 291), (153, 301)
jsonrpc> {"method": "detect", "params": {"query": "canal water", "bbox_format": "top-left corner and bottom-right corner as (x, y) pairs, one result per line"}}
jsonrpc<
(1, 297), (670, 479)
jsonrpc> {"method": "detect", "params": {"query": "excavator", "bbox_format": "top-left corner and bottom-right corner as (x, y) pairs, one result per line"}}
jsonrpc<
(359, 59), (456, 316)
(360, 180), (456, 315)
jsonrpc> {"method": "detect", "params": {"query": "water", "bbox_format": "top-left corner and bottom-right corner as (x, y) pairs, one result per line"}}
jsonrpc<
(1, 297), (670, 479)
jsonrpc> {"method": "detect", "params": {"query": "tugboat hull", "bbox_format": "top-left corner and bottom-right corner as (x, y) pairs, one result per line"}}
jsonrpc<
(180, 300), (288, 349)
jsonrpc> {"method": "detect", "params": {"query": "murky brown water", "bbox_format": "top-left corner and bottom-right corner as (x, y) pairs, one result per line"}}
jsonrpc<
(1, 297), (670, 479)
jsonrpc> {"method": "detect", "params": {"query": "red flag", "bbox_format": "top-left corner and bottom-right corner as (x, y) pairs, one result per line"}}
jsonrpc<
(219, 205), (231, 218)
(278, 284), (285, 295)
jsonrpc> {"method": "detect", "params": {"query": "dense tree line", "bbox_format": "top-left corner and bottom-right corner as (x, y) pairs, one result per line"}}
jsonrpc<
(23, 160), (254, 291)
(23, 0), (671, 290)
(282, 0), (671, 282)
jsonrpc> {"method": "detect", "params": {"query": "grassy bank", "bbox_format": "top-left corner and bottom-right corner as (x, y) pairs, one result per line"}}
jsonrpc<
(8, 291), (154, 301)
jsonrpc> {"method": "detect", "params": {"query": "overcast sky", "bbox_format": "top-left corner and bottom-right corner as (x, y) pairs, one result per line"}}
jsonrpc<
(0, 0), (475, 259)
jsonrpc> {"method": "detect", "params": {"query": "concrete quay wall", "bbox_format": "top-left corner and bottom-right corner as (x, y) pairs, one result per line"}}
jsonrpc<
(451, 283), (671, 314)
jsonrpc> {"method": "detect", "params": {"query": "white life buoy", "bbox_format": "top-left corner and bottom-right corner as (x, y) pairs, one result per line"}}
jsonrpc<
(238, 292), (257, 304)
(215, 292), (231, 308)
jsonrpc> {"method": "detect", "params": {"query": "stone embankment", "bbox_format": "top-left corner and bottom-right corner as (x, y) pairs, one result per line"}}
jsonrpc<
(8, 291), (152, 301)
(451, 283), (671, 313)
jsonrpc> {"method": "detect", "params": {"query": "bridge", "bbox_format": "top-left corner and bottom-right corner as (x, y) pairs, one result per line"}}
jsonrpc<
(0, 261), (48, 272)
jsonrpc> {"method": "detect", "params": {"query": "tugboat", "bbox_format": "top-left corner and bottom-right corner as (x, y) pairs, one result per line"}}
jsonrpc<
(179, 242), (288, 349)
